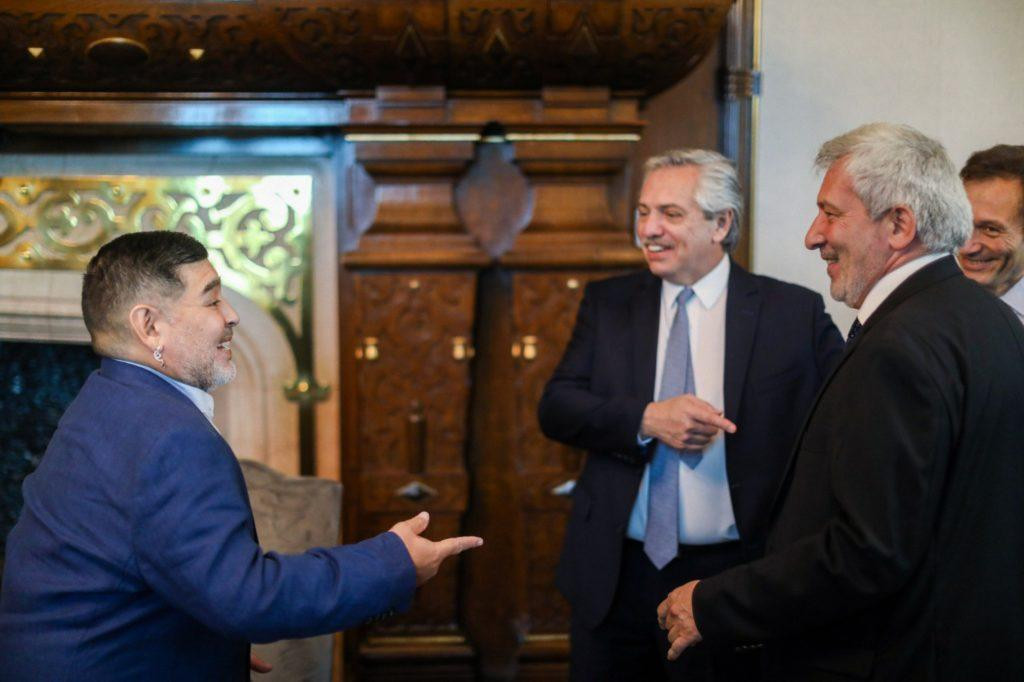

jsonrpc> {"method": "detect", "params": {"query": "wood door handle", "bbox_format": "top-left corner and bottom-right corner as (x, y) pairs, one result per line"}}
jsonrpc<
(550, 479), (576, 496)
(396, 480), (438, 502)
(354, 336), (380, 361)
(511, 335), (538, 360)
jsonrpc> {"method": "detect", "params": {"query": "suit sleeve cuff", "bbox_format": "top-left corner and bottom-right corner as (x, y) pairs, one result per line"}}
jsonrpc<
(381, 531), (418, 613)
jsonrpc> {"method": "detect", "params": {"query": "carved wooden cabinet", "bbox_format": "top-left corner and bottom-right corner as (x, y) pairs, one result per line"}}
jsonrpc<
(343, 264), (627, 681)
(341, 269), (479, 678)
(338, 88), (647, 680)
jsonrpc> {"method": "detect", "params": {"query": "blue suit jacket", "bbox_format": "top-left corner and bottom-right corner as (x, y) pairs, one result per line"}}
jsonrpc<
(0, 359), (415, 681)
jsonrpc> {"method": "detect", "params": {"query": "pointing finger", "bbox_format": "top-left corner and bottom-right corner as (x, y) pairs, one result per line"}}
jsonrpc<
(436, 535), (484, 558)
(697, 412), (737, 434)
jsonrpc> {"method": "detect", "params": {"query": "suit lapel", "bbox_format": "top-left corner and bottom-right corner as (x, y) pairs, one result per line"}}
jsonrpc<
(766, 255), (964, 522)
(860, 255), (961, 338)
(630, 272), (661, 401)
(723, 261), (761, 421)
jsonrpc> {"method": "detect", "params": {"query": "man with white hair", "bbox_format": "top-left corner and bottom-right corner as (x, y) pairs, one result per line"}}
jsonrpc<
(659, 123), (1024, 681)
(539, 149), (843, 680)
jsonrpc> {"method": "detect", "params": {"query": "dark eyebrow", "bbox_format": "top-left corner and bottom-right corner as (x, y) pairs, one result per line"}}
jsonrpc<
(818, 201), (841, 212)
(201, 277), (221, 296)
(976, 220), (1006, 230)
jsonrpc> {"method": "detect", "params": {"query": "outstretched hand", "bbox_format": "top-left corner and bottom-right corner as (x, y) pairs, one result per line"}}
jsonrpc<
(390, 512), (483, 585)
(657, 580), (703, 660)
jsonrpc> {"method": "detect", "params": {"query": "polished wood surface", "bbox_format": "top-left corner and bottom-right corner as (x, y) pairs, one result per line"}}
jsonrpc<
(0, 1), (731, 95)
(335, 86), (650, 680)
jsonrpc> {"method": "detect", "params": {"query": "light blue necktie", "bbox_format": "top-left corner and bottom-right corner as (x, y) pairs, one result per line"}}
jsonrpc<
(645, 287), (699, 569)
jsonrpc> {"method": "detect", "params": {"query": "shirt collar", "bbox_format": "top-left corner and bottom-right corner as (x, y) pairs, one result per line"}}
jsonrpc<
(1001, 276), (1024, 317)
(116, 359), (215, 424)
(661, 254), (730, 310)
(857, 252), (946, 324)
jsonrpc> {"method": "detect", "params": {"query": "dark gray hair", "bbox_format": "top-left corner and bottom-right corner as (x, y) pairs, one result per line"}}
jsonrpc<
(643, 149), (743, 251)
(815, 123), (972, 253)
(82, 231), (208, 351)
(960, 144), (1024, 225)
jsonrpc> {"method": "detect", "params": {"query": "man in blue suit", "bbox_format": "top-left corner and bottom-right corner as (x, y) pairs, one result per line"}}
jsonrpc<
(538, 149), (843, 681)
(0, 231), (482, 681)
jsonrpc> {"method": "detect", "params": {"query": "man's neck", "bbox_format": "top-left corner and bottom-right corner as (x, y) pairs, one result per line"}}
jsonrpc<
(667, 251), (726, 287)
(856, 251), (946, 323)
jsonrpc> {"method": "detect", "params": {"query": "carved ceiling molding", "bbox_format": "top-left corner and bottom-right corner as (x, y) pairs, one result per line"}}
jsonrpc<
(0, 1), (732, 95)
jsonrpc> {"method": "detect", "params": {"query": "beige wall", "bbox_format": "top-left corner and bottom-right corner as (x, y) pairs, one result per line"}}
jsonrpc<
(751, 0), (1024, 331)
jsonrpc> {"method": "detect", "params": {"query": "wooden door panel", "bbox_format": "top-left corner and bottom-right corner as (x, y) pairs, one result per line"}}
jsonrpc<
(509, 270), (630, 640)
(352, 273), (475, 473)
(343, 269), (476, 656)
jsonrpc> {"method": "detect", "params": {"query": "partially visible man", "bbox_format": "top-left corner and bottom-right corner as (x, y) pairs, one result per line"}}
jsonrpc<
(957, 144), (1024, 323)
(539, 149), (843, 680)
(659, 123), (1024, 681)
(0, 231), (482, 681)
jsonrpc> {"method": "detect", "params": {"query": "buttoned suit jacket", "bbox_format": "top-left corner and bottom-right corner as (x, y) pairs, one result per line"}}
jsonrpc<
(692, 257), (1024, 681)
(538, 260), (844, 628)
(0, 359), (414, 681)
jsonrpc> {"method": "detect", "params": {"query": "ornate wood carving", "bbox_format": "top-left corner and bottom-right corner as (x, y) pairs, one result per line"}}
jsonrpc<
(342, 270), (475, 639)
(454, 142), (534, 258)
(0, 1), (732, 95)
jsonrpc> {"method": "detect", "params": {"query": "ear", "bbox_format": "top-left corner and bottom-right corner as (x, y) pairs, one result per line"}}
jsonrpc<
(127, 303), (165, 353)
(712, 210), (734, 244)
(887, 205), (918, 250)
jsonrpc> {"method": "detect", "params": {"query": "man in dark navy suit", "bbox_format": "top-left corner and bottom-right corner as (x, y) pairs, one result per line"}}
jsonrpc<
(538, 149), (843, 681)
(0, 231), (482, 681)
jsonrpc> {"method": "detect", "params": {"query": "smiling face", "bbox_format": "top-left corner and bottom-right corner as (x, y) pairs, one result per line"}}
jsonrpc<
(635, 165), (729, 285)
(805, 160), (894, 309)
(158, 260), (239, 391)
(957, 177), (1024, 296)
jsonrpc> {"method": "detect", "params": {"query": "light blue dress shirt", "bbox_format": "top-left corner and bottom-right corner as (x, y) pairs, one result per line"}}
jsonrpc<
(626, 256), (739, 546)
(116, 359), (216, 424)
(1002, 277), (1024, 325)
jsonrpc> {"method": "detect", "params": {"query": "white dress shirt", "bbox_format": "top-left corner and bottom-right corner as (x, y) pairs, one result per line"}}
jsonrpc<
(856, 252), (946, 324)
(116, 359), (216, 425)
(626, 255), (740, 545)
(1001, 277), (1024, 325)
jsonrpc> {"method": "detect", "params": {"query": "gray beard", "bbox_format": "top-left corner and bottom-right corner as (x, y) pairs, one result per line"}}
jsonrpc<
(183, 356), (236, 392)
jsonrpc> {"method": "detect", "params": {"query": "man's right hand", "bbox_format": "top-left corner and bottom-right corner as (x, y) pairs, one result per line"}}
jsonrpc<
(640, 394), (737, 450)
(389, 512), (483, 585)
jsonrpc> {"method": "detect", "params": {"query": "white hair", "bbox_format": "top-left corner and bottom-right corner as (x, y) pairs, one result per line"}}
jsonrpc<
(815, 123), (972, 253)
(643, 149), (743, 251)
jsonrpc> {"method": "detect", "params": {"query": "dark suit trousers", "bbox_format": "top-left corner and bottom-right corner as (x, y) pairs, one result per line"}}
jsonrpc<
(570, 540), (757, 682)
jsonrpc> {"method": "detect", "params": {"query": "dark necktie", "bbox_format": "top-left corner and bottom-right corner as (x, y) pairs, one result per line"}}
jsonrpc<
(846, 318), (863, 345)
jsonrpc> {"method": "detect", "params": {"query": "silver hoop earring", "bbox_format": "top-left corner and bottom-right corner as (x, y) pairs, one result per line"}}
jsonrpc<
(153, 346), (165, 367)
